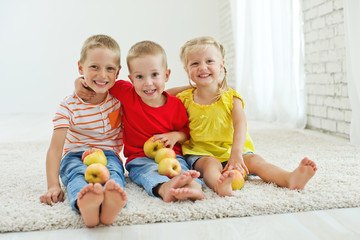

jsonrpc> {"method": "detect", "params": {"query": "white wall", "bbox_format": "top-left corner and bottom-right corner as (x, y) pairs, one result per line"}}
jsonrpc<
(302, 0), (350, 138)
(0, 0), (220, 114)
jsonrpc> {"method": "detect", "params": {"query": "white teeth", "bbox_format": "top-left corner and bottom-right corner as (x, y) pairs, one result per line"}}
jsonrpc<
(95, 81), (107, 85)
(199, 74), (210, 77)
(144, 89), (156, 93)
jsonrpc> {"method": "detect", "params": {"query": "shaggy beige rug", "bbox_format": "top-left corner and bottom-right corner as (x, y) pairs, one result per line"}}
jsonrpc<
(1, 122), (359, 233)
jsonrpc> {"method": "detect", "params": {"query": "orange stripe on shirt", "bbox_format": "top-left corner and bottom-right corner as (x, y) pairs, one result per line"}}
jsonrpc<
(69, 129), (104, 140)
(67, 130), (81, 141)
(72, 106), (96, 111)
(54, 124), (69, 129)
(54, 113), (69, 121)
(74, 118), (104, 125)
(74, 111), (102, 119)
(59, 104), (74, 115)
(69, 129), (120, 142)
(80, 125), (105, 131)
(103, 102), (120, 113)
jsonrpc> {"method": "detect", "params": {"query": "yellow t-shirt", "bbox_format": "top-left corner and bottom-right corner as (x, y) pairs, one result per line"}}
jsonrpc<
(177, 88), (255, 162)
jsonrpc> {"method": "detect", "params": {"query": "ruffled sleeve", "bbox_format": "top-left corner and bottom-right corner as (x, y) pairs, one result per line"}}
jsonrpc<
(176, 88), (194, 108)
(221, 88), (245, 112)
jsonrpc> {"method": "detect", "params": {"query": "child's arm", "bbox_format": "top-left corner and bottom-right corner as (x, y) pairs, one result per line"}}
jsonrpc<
(40, 128), (67, 206)
(152, 131), (187, 149)
(224, 97), (249, 175)
(166, 85), (192, 96)
(166, 85), (237, 97)
(74, 76), (96, 101)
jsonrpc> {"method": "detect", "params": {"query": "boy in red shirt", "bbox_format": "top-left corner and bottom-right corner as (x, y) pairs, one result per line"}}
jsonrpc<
(76, 41), (204, 202)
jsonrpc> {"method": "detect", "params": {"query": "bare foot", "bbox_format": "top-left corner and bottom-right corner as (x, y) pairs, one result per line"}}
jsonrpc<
(288, 157), (317, 190)
(77, 183), (104, 227)
(159, 170), (201, 202)
(170, 187), (204, 201)
(100, 180), (127, 225)
(216, 170), (235, 197)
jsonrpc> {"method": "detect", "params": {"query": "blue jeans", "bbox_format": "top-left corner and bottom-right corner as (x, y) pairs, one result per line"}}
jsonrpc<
(60, 151), (125, 213)
(186, 152), (254, 169)
(125, 155), (202, 197)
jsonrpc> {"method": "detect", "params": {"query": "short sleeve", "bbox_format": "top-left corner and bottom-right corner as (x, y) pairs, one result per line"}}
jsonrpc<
(53, 96), (71, 130)
(221, 88), (244, 112)
(109, 80), (132, 102)
(176, 88), (194, 108)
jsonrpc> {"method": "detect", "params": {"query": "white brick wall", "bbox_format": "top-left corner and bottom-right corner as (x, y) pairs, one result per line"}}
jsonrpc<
(218, 0), (351, 138)
(302, 0), (351, 138)
(218, 0), (236, 88)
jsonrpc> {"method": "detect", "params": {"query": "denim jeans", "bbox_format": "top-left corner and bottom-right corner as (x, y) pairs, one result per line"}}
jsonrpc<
(125, 154), (202, 197)
(60, 150), (125, 213)
(186, 152), (254, 169)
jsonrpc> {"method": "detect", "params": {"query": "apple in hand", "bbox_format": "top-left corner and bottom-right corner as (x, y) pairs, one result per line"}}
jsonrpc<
(82, 148), (107, 166)
(143, 137), (164, 159)
(241, 168), (248, 180)
(158, 158), (182, 178)
(84, 163), (110, 184)
(223, 169), (245, 190)
(154, 148), (176, 164)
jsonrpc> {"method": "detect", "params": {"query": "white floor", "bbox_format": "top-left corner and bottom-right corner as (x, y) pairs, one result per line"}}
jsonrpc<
(1, 113), (360, 240)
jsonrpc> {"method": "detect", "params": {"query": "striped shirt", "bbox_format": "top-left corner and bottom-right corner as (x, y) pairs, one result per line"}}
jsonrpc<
(53, 92), (123, 157)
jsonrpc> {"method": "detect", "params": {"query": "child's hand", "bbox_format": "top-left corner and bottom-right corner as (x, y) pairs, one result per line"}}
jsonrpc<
(75, 76), (96, 101)
(224, 155), (249, 178)
(152, 132), (182, 149)
(40, 185), (64, 206)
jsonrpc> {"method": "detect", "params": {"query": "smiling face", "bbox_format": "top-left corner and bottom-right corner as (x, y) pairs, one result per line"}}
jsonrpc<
(78, 47), (120, 96)
(128, 54), (170, 107)
(185, 45), (224, 88)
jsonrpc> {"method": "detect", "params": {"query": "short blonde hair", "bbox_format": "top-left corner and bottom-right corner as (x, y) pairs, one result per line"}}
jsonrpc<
(80, 34), (121, 67)
(127, 40), (168, 71)
(180, 36), (228, 94)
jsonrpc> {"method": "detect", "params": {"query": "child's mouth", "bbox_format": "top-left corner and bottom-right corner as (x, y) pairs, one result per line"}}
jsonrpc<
(94, 80), (108, 87)
(144, 89), (156, 95)
(199, 74), (211, 78)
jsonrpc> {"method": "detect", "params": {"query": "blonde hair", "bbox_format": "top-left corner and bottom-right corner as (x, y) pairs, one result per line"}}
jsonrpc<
(180, 36), (228, 97)
(126, 40), (168, 72)
(80, 34), (121, 67)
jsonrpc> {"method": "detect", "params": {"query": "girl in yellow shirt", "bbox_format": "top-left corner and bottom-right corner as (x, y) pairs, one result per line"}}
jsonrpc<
(173, 36), (317, 197)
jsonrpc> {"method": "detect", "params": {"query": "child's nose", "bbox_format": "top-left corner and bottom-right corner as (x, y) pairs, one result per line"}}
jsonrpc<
(199, 62), (207, 70)
(99, 69), (107, 79)
(144, 76), (152, 85)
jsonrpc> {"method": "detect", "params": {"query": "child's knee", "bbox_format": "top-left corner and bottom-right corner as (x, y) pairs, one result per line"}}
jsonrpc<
(194, 156), (222, 173)
(244, 154), (265, 169)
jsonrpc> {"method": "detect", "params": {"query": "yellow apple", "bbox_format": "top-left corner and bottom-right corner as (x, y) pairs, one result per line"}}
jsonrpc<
(242, 168), (248, 180)
(143, 137), (164, 159)
(223, 169), (245, 190)
(82, 148), (107, 166)
(154, 148), (176, 164)
(158, 158), (182, 178)
(84, 163), (110, 184)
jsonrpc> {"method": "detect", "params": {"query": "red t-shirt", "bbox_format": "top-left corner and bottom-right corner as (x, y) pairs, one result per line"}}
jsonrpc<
(110, 80), (189, 165)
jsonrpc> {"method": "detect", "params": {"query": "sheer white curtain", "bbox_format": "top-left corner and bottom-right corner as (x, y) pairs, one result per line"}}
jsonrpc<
(344, 0), (360, 146)
(231, 0), (305, 128)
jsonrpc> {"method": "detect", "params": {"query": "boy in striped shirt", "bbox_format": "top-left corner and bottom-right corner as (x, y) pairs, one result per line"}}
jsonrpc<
(40, 35), (127, 227)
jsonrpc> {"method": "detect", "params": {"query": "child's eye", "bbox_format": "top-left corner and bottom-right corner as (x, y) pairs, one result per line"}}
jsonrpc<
(107, 67), (115, 71)
(90, 65), (98, 69)
(136, 75), (143, 79)
(190, 62), (198, 66)
(152, 72), (159, 77)
(207, 59), (215, 63)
